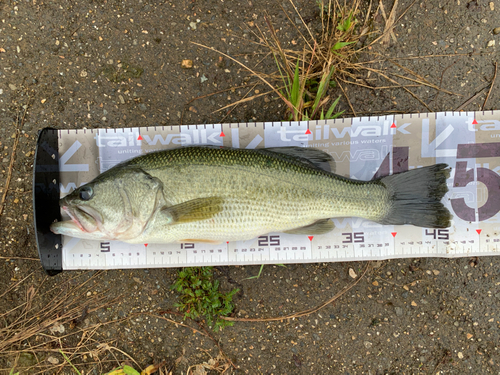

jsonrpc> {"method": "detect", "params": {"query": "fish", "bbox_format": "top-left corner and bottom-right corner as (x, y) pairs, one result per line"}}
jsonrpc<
(50, 146), (452, 244)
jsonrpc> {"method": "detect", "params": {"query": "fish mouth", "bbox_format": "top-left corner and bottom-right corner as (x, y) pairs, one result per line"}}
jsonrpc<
(61, 205), (102, 233)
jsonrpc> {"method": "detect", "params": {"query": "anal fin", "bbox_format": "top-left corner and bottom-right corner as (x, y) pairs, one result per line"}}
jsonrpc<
(283, 218), (335, 235)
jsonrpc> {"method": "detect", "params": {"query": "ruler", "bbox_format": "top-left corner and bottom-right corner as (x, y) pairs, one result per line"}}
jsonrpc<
(33, 111), (500, 274)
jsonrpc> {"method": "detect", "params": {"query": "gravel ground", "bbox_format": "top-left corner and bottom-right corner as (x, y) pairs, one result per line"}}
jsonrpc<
(1, 0), (499, 374)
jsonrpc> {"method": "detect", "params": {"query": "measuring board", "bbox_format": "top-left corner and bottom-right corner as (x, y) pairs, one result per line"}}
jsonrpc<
(33, 111), (500, 275)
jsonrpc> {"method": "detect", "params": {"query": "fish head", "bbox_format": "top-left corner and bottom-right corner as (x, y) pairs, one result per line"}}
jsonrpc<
(50, 167), (164, 241)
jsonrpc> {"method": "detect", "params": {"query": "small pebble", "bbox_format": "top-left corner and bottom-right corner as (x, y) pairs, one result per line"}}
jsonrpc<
(181, 59), (193, 69)
(349, 268), (357, 279)
(47, 356), (59, 365)
(487, 40), (495, 47)
(493, 27), (500, 35)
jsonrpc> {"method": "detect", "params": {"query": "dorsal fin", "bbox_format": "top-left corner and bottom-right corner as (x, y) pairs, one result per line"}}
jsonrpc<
(265, 146), (336, 173)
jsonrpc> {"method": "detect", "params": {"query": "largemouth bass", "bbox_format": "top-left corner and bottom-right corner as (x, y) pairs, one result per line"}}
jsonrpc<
(50, 146), (451, 243)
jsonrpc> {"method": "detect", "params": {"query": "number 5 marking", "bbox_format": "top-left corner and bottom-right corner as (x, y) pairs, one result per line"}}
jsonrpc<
(451, 143), (500, 221)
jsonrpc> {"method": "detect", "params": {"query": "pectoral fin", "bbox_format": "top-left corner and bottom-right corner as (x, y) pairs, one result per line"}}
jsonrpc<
(161, 197), (224, 224)
(284, 219), (335, 235)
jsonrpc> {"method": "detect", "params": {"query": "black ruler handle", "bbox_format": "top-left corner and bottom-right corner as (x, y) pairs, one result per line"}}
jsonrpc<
(33, 128), (63, 275)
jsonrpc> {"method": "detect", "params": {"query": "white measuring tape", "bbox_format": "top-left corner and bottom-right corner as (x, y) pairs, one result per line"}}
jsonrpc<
(33, 111), (500, 273)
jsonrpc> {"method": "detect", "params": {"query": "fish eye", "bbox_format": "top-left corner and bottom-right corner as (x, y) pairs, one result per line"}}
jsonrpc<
(79, 186), (94, 201)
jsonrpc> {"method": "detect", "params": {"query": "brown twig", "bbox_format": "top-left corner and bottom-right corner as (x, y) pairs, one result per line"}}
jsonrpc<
(0, 127), (22, 217)
(388, 72), (458, 96)
(192, 42), (294, 113)
(153, 311), (236, 370)
(179, 83), (256, 125)
(221, 262), (371, 322)
(0, 256), (40, 261)
(395, 51), (494, 60)
(360, 67), (433, 111)
(431, 58), (461, 104)
(482, 62), (497, 110)
(455, 82), (491, 111)
(338, 81), (356, 117)
(217, 83), (259, 123)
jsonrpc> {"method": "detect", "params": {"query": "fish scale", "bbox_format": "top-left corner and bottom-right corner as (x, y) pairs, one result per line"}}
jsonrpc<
(124, 147), (391, 243)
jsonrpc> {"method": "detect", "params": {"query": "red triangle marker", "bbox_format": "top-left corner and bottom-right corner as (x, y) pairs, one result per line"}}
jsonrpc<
(476, 229), (482, 235)
(305, 129), (312, 135)
(220, 131), (225, 137)
(472, 119), (478, 125)
(144, 243), (148, 247)
(308, 236), (314, 241)
(226, 241), (229, 244)
(391, 232), (397, 238)
(137, 135), (143, 141)
(390, 123), (396, 128)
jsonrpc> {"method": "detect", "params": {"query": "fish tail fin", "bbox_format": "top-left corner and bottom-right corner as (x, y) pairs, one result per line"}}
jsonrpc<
(377, 164), (452, 228)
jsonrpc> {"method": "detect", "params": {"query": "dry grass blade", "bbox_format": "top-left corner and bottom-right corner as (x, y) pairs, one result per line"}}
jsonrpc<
(191, 42), (293, 113)
(187, 350), (231, 375)
(0, 272), (121, 373)
(482, 61), (498, 110)
(371, 0), (417, 45)
(214, 87), (274, 114)
(455, 82), (492, 111)
(379, 0), (398, 45)
(360, 66), (433, 111)
(338, 81), (356, 116)
(221, 262), (371, 322)
(195, 0), (376, 121)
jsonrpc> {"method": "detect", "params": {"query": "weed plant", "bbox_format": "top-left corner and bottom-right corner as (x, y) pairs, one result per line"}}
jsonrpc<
(172, 267), (239, 331)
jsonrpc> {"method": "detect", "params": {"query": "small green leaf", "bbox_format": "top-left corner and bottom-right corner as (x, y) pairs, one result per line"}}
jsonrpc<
(172, 266), (238, 331)
(332, 41), (356, 51)
(311, 65), (336, 118)
(325, 95), (342, 119)
(122, 365), (141, 375)
(291, 59), (300, 107)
